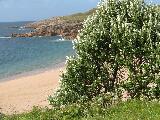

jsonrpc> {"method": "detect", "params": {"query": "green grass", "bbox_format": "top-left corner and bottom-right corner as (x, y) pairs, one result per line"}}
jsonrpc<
(86, 100), (160, 120)
(2, 100), (160, 120)
(60, 8), (96, 22)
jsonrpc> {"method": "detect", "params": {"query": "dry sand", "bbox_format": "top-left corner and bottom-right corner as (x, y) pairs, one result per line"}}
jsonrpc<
(0, 67), (64, 115)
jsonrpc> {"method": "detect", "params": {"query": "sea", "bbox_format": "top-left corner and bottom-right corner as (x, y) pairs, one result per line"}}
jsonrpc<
(0, 21), (75, 80)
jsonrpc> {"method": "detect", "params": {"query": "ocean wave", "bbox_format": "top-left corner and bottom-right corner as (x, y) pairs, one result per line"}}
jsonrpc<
(0, 37), (11, 39)
(55, 39), (69, 42)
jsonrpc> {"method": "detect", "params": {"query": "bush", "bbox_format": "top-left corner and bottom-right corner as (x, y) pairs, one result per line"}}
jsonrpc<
(49, 0), (160, 107)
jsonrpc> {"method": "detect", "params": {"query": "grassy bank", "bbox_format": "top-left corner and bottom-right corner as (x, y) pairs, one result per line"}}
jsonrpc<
(61, 8), (96, 21)
(2, 100), (160, 120)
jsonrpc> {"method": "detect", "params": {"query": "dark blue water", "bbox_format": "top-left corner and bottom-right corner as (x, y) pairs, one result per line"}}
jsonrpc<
(0, 22), (74, 80)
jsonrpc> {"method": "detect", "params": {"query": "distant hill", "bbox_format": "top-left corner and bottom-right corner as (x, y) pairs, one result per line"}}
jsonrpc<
(12, 9), (96, 39)
(26, 9), (96, 28)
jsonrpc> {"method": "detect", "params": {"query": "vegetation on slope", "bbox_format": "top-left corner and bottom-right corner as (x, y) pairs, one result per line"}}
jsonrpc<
(61, 8), (96, 22)
(2, 100), (160, 120)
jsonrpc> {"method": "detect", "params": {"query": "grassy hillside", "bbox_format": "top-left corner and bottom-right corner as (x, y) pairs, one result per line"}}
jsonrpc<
(61, 8), (96, 21)
(26, 8), (96, 28)
(2, 100), (160, 120)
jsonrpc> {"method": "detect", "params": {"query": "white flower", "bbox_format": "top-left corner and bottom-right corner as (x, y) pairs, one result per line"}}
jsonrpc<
(147, 83), (157, 88)
(100, 87), (105, 93)
(122, 91), (131, 101)
(117, 15), (121, 22)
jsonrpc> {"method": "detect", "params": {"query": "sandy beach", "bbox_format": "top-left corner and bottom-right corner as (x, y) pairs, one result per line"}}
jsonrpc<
(0, 67), (64, 115)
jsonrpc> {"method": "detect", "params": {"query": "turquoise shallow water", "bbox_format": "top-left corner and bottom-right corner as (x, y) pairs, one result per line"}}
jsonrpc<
(0, 22), (75, 80)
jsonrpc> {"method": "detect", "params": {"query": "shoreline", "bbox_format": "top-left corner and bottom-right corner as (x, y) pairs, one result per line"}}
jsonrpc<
(0, 61), (65, 83)
(0, 64), (65, 115)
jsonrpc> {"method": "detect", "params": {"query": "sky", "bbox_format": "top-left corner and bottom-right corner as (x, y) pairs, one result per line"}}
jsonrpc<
(0, 0), (99, 22)
(0, 0), (159, 22)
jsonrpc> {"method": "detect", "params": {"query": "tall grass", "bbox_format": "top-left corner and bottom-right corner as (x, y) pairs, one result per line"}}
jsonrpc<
(2, 100), (160, 120)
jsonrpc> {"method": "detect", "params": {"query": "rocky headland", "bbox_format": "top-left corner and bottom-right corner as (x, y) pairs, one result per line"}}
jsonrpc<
(12, 9), (95, 40)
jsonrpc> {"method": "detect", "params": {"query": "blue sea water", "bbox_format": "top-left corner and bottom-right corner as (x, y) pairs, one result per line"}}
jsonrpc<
(0, 22), (75, 80)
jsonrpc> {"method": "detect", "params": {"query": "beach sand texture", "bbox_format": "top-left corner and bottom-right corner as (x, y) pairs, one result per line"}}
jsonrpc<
(0, 67), (63, 114)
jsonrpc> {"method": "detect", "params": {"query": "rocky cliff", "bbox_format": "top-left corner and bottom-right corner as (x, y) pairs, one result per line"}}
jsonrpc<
(12, 9), (95, 39)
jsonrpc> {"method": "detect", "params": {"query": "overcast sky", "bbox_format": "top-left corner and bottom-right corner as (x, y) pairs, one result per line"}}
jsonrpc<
(0, 0), (159, 22)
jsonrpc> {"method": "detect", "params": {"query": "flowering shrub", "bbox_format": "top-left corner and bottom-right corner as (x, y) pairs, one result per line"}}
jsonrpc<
(49, 0), (160, 107)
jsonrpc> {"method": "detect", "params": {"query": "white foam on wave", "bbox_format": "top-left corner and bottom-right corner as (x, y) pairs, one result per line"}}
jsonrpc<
(50, 39), (68, 43)
(58, 38), (65, 41)
(18, 29), (25, 31)
(0, 37), (11, 39)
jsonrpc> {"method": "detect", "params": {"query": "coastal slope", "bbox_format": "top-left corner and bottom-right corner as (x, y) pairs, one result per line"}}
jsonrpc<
(12, 9), (95, 39)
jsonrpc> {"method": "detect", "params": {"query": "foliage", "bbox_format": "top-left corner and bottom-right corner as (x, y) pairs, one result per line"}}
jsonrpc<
(49, 0), (160, 107)
(3, 100), (160, 120)
(0, 113), (5, 120)
(49, 0), (160, 106)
